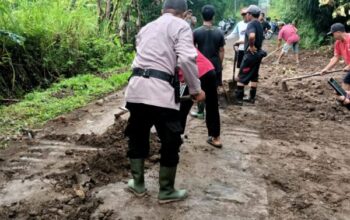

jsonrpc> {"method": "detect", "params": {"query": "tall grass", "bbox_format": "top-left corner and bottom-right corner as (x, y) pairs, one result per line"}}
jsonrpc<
(0, 0), (133, 98)
(0, 71), (131, 137)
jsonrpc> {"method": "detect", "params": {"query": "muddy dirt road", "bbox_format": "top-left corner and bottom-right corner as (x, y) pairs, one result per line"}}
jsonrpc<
(1, 39), (350, 220)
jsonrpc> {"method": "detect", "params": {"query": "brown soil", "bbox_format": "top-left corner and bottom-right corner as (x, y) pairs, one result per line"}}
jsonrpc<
(0, 39), (350, 220)
(227, 41), (350, 219)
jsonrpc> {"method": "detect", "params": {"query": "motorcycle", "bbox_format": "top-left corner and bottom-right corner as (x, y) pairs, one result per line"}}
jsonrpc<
(264, 29), (274, 40)
(218, 18), (235, 35)
(265, 22), (280, 40)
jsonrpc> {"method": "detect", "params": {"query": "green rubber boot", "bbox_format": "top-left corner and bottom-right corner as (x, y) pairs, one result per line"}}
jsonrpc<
(127, 159), (147, 197)
(158, 166), (187, 204)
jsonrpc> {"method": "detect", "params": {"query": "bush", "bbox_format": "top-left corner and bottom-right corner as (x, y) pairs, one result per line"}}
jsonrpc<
(0, 72), (131, 136)
(0, 0), (133, 99)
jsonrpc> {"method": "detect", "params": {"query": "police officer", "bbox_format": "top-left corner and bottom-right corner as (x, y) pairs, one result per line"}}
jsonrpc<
(124, 0), (205, 204)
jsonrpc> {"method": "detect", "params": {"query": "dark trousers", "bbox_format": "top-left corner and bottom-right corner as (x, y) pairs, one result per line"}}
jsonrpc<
(344, 70), (350, 84)
(238, 50), (266, 85)
(179, 70), (220, 137)
(125, 103), (183, 167)
(236, 50), (245, 68)
(209, 57), (223, 87)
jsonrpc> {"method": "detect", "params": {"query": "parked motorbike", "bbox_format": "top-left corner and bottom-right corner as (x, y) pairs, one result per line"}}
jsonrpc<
(264, 30), (274, 40)
(265, 21), (280, 40)
(218, 18), (235, 35)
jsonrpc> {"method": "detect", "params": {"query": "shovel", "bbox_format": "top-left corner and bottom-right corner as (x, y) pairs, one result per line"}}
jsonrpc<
(232, 46), (239, 82)
(281, 69), (343, 92)
(228, 46), (239, 101)
(262, 46), (282, 62)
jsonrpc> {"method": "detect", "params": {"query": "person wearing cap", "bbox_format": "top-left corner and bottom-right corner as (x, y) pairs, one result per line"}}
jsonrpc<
(234, 4), (266, 105)
(321, 23), (350, 105)
(124, 0), (205, 204)
(184, 9), (197, 29)
(274, 21), (300, 65)
(226, 7), (249, 80)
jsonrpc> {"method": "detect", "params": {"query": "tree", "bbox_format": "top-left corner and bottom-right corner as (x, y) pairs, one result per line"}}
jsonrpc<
(319, 0), (350, 25)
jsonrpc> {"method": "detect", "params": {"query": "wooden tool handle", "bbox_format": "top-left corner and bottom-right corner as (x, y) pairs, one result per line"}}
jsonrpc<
(262, 47), (282, 60)
(282, 69), (343, 82)
(282, 72), (321, 81)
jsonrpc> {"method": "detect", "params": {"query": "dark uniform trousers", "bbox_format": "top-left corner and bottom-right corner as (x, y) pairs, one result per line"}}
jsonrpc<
(179, 70), (220, 137)
(125, 102), (183, 167)
(238, 50), (267, 85)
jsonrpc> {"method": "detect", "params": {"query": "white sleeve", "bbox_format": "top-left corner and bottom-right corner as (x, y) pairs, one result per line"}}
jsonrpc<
(226, 23), (239, 40)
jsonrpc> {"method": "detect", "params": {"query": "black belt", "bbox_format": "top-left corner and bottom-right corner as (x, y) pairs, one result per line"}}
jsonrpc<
(131, 68), (174, 85)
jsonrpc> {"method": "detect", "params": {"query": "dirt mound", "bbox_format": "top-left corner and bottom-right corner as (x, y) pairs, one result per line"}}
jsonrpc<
(244, 49), (350, 219)
(43, 118), (129, 147)
(0, 196), (107, 220)
(0, 118), (161, 219)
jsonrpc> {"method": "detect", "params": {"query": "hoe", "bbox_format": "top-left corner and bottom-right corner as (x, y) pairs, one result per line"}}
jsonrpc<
(281, 69), (343, 92)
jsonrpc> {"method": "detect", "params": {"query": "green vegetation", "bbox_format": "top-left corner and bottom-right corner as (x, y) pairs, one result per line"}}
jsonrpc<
(185, 0), (248, 26)
(269, 0), (350, 48)
(0, 0), (133, 99)
(0, 71), (130, 137)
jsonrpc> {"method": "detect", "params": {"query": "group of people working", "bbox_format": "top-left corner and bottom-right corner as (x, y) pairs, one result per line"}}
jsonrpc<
(122, 0), (350, 205)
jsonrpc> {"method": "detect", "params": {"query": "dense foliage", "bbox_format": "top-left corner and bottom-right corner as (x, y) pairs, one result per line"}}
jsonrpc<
(269, 0), (350, 48)
(187, 0), (234, 25)
(0, 0), (134, 99)
(138, 0), (239, 27)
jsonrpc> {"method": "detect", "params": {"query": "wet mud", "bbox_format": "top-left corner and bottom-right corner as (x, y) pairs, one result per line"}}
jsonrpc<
(0, 40), (350, 219)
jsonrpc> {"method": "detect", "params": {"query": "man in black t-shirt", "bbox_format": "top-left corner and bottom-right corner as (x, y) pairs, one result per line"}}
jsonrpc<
(193, 5), (225, 87)
(234, 5), (266, 105)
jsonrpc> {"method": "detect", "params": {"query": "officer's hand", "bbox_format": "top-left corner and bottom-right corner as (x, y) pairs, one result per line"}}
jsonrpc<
(247, 46), (257, 54)
(192, 90), (205, 102)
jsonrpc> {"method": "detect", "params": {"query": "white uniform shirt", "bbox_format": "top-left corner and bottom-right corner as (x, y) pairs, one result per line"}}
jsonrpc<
(126, 13), (201, 110)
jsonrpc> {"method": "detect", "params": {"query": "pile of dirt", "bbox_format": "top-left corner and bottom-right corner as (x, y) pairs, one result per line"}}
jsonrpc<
(42, 117), (129, 147)
(246, 50), (350, 219)
(222, 46), (350, 219)
(0, 118), (161, 219)
(0, 196), (108, 220)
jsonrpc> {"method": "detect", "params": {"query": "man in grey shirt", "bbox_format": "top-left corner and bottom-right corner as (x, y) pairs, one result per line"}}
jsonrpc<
(124, 0), (205, 204)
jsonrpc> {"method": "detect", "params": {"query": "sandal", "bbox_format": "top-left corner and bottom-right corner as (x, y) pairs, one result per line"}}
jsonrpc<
(207, 137), (223, 148)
